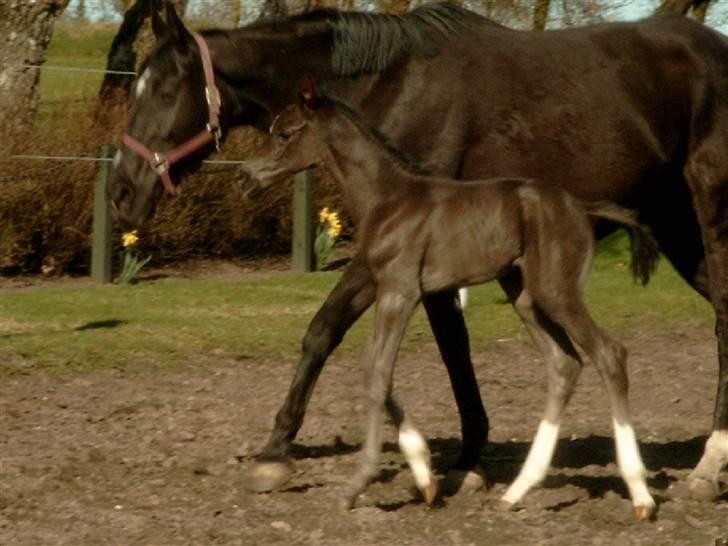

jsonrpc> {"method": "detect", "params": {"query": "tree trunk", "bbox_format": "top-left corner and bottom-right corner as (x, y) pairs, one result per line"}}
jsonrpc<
(657, 0), (712, 18)
(258, 0), (289, 21)
(533, 0), (551, 30)
(0, 0), (71, 155)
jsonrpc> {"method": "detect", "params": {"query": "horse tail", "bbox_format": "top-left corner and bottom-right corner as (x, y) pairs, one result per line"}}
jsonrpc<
(581, 201), (660, 286)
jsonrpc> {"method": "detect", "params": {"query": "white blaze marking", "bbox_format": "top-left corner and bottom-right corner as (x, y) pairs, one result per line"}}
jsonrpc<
(502, 419), (559, 505)
(613, 419), (654, 509)
(398, 423), (433, 492)
(135, 68), (150, 98)
(112, 149), (121, 168)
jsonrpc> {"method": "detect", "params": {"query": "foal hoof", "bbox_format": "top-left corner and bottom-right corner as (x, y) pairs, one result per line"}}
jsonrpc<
(422, 480), (438, 506)
(337, 496), (355, 512)
(634, 504), (655, 521)
(496, 498), (517, 512)
(686, 477), (719, 501)
(246, 460), (294, 493)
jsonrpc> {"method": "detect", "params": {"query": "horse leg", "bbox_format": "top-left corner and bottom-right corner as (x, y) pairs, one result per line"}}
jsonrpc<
(386, 396), (438, 505)
(497, 273), (584, 509)
(249, 253), (377, 492)
(538, 296), (655, 519)
(340, 287), (419, 509)
(684, 123), (728, 499)
(423, 291), (489, 471)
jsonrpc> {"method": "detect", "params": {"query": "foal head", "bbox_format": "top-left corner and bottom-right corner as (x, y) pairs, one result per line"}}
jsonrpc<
(237, 100), (323, 200)
(107, 4), (220, 229)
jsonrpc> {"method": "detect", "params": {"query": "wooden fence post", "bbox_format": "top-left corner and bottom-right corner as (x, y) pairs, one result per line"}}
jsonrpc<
(292, 169), (315, 272)
(91, 145), (113, 283)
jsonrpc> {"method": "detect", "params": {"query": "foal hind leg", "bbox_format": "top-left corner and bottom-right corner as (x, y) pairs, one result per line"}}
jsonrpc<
(497, 273), (584, 509)
(537, 296), (655, 519)
(684, 123), (728, 499)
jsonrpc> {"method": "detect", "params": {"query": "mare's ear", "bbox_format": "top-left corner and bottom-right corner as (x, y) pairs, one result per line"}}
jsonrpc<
(164, 1), (192, 53)
(299, 75), (321, 110)
(151, 1), (167, 40)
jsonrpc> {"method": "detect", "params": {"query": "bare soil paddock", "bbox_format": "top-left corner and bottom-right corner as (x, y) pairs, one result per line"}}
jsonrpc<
(1, 323), (727, 545)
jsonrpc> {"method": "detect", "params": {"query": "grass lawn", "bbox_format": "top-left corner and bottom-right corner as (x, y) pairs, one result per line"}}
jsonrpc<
(0, 235), (713, 375)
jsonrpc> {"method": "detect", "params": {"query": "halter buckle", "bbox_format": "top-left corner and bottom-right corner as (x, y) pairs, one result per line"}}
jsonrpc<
(151, 152), (169, 175)
(207, 123), (222, 151)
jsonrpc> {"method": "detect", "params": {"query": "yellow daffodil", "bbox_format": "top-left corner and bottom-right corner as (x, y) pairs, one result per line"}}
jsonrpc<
(327, 213), (342, 239)
(122, 230), (139, 248)
(319, 207), (330, 224)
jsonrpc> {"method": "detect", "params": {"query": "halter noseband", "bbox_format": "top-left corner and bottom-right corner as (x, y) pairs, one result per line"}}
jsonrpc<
(122, 32), (221, 196)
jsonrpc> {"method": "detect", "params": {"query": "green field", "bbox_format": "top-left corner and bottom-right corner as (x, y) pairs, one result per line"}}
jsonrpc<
(0, 235), (713, 375)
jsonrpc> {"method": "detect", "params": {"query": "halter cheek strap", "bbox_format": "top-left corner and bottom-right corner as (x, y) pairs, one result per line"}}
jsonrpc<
(122, 32), (222, 196)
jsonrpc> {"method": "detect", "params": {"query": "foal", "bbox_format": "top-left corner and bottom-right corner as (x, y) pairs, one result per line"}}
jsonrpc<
(238, 95), (659, 518)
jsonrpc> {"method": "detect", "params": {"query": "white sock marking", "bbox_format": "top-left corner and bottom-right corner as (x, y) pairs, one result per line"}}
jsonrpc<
(690, 430), (728, 484)
(398, 423), (433, 492)
(613, 419), (654, 509)
(457, 288), (468, 309)
(502, 419), (559, 505)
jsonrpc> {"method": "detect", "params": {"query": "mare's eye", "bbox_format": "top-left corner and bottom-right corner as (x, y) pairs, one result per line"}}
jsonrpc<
(277, 131), (292, 141)
(160, 92), (175, 105)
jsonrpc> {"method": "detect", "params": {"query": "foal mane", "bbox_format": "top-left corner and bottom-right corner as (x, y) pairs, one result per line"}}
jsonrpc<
(322, 95), (432, 175)
(246, 3), (474, 76)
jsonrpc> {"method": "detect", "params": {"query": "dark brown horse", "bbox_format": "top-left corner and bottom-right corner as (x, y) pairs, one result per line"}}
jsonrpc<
(108, 2), (728, 498)
(237, 94), (661, 517)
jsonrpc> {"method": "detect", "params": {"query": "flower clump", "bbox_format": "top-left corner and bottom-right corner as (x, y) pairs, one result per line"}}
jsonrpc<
(120, 230), (150, 284)
(315, 207), (342, 270)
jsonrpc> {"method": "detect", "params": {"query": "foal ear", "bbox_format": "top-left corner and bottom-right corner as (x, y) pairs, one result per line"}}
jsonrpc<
(299, 75), (321, 110)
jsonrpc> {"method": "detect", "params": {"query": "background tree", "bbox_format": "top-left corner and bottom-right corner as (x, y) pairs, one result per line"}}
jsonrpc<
(0, 0), (72, 155)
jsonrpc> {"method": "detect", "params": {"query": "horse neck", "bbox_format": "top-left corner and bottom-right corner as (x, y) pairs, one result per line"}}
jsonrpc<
(315, 107), (416, 222)
(206, 29), (335, 128)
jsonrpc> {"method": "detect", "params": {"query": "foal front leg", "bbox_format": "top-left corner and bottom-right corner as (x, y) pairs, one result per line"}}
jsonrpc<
(341, 289), (419, 509)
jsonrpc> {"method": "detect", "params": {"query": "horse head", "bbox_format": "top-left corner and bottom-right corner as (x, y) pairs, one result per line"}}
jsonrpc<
(108, 3), (222, 229)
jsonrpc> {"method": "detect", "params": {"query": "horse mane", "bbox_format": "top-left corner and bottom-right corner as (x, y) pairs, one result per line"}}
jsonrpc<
(321, 95), (432, 176)
(245, 3), (474, 76)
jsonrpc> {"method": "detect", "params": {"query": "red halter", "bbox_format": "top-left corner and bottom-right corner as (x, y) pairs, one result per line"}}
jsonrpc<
(121, 32), (221, 196)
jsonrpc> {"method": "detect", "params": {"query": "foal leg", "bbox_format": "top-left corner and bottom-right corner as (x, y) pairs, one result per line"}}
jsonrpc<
(341, 288), (419, 509)
(540, 298), (655, 519)
(497, 273), (584, 509)
(386, 396), (438, 505)
(684, 124), (728, 499)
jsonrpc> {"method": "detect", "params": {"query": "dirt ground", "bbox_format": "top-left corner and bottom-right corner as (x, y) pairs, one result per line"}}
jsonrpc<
(1, 301), (727, 544)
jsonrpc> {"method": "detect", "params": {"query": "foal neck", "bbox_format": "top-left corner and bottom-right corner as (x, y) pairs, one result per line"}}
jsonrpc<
(316, 102), (423, 222)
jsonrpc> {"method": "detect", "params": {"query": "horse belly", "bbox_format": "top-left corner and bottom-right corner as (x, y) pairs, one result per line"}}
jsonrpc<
(419, 200), (522, 294)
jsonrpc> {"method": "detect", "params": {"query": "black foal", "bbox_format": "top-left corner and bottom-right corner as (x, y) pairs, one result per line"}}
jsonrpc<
(238, 93), (659, 518)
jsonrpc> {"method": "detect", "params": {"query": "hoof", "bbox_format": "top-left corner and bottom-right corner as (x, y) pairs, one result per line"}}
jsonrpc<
(441, 465), (487, 496)
(337, 495), (355, 512)
(634, 505), (654, 521)
(496, 498), (517, 512)
(687, 477), (719, 501)
(422, 480), (438, 506)
(246, 460), (294, 493)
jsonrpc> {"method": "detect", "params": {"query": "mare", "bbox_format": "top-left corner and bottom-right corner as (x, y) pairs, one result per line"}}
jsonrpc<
(237, 95), (660, 517)
(107, 2), (728, 498)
